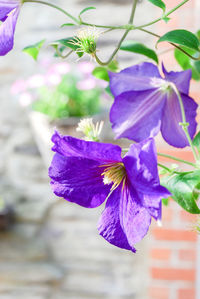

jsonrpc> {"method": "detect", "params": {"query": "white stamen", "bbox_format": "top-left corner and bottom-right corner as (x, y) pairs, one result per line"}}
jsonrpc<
(76, 118), (104, 141)
(103, 176), (112, 185)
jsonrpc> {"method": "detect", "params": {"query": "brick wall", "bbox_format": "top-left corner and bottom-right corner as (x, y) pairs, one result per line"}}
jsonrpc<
(148, 1), (200, 298)
(148, 201), (198, 299)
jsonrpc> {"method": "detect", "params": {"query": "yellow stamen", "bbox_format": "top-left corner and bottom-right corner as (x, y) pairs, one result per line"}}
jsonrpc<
(101, 162), (127, 192)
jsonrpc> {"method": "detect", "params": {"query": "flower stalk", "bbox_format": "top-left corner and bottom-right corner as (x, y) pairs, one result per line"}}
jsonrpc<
(22, 0), (80, 24)
(129, 0), (138, 24)
(170, 83), (199, 162)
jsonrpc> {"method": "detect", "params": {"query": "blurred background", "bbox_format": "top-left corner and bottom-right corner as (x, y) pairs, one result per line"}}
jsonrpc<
(0, 0), (199, 298)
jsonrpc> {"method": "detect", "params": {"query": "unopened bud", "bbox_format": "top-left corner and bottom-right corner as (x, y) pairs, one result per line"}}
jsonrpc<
(70, 27), (101, 56)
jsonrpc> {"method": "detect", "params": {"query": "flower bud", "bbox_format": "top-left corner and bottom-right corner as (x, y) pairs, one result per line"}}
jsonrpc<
(71, 27), (101, 56)
(76, 118), (104, 141)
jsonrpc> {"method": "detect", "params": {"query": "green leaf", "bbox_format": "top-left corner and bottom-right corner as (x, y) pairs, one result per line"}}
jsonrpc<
(196, 30), (200, 41)
(61, 23), (76, 27)
(174, 46), (200, 80)
(120, 41), (158, 63)
(23, 39), (45, 61)
(162, 197), (170, 206)
(92, 67), (109, 82)
(194, 60), (200, 73)
(162, 16), (170, 23)
(51, 37), (84, 57)
(107, 60), (119, 72)
(147, 0), (166, 12)
(192, 131), (200, 147)
(158, 29), (200, 51)
(105, 86), (113, 97)
(92, 60), (119, 83)
(79, 6), (96, 16)
(161, 171), (200, 214)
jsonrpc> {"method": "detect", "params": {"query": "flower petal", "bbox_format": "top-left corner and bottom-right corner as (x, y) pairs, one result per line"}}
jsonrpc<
(98, 187), (136, 252)
(120, 186), (151, 244)
(123, 138), (159, 185)
(109, 62), (162, 97)
(161, 92), (198, 148)
(0, 0), (19, 20)
(110, 89), (166, 141)
(144, 197), (162, 221)
(123, 138), (171, 198)
(162, 64), (192, 95)
(52, 131), (122, 163)
(49, 153), (109, 208)
(0, 5), (20, 56)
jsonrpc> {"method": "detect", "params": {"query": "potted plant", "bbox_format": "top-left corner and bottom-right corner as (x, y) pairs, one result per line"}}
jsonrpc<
(11, 60), (111, 166)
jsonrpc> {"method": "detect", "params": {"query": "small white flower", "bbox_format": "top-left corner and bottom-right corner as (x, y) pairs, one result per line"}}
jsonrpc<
(76, 118), (104, 141)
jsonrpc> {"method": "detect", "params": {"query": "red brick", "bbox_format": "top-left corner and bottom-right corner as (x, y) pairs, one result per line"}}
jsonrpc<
(162, 207), (173, 222)
(178, 288), (195, 299)
(158, 150), (194, 163)
(151, 249), (171, 261)
(180, 210), (198, 222)
(152, 228), (197, 242)
(151, 267), (195, 281)
(179, 249), (196, 261)
(149, 286), (169, 299)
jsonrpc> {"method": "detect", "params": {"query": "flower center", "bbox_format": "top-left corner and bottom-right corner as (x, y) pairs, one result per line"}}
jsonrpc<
(151, 78), (173, 93)
(101, 162), (126, 191)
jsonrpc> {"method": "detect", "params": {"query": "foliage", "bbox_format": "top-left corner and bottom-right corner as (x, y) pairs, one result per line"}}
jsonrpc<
(12, 62), (107, 120)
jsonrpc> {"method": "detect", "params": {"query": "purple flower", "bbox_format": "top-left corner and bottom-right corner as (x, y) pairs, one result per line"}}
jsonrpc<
(109, 62), (198, 148)
(49, 131), (170, 252)
(0, 0), (21, 56)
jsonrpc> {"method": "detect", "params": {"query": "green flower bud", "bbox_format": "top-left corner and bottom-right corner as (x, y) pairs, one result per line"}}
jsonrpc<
(71, 27), (101, 56)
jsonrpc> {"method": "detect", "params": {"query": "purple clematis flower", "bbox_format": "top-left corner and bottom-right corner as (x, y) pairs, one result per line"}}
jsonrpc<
(49, 131), (170, 252)
(109, 62), (198, 148)
(0, 0), (21, 56)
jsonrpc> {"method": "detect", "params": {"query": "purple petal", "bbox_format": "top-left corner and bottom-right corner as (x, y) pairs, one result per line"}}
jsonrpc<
(123, 138), (171, 198)
(162, 64), (192, 95)
(123, 138), (159, 185)
(109, 62), (162, 97)
(0, 5), (20, 56)
(161, 92), (198, 148)
(144, 198), (162, 221)
(98, 187), (136, 252)
(110, 89), (166, 141)
(0, 0), (19, 20)
(52, 131), (122, 163)
(49, 153), (109, 208)
(119, 186), (151, 244)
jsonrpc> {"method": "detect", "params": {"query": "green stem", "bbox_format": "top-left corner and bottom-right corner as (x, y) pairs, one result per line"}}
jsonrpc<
(94, 29), (130, 65)
(23, 0), (79, 24)
(55, 48), (73, 59)
(129, 0), (138, 24)
(138, 28), (200, 61)
(157, 152), (198, 168)
(170, 83), (199, 162)
(80, 21), (124, 30)
(94, 0), (138, 66)
(157, 163), (183, 174)
(157, 163), (172, 172)
(137, 0), (190, 28)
